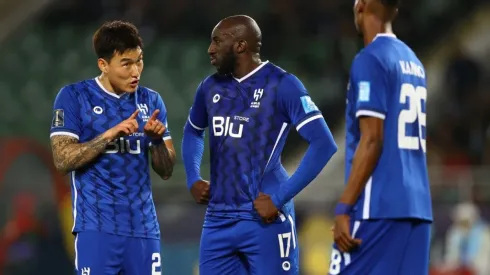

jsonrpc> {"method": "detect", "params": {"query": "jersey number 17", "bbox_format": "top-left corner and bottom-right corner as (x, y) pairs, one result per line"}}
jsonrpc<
(398, 83), (427, 153)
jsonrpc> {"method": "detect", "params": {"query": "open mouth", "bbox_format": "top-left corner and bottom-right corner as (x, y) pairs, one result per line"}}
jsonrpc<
(130, 80), (139, 87)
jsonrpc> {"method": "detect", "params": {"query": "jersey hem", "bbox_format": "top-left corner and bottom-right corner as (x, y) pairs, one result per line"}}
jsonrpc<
(72, 228), (161, 240)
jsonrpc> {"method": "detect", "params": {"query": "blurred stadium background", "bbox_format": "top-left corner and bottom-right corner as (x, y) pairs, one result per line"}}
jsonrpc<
(0, 0), (490, 274)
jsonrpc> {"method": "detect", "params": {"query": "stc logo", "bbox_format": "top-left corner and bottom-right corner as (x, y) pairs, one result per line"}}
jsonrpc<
(105, 138), (141, 154)
(212, 116), (243, 138)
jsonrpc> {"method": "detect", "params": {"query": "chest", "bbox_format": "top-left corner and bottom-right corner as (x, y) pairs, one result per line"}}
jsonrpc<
(78, 92), (153, 138)
(205, 83), (280, 139)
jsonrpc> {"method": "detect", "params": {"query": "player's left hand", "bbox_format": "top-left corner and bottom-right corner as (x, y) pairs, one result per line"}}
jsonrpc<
(144, 109), (166, 140)
(253, 192), (279, 223)
(333, 214), (362, 253)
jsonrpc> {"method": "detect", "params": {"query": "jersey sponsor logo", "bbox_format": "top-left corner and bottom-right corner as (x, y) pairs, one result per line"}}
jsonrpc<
(93, 106), (103, 114)
(251, 88), (263, 108)
(105, 137), (142, 154)
(358, 81), (370, 102)
(52, 109), (64, 127)
(212, 116), (244, 138)
(300, 96), (318, 114)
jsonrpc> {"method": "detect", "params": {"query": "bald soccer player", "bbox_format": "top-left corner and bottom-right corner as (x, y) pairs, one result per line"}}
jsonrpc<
(182, 15), (337, 275)
(329, 0), (432, 274)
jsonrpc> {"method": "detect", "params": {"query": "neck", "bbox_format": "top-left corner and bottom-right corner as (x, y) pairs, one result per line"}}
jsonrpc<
(98, 74), (124, 95)
(363, 18), (394, 46)
(233, 55), (262, 79)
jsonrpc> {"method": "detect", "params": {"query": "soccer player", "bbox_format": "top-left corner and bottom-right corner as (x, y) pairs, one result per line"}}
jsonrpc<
(329, 0), (432, 274)
(49, 21), (175, 275)
(182, 15), (338, 275)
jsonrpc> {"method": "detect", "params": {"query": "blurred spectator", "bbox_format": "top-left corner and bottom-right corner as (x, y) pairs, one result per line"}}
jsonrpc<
(444, 202), (490, 275)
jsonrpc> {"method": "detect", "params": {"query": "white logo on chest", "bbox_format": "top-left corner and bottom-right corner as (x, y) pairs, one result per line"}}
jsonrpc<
(137, 103), (149, 122)
(251, 89), (263, 108)
(93, 106), (103, 114)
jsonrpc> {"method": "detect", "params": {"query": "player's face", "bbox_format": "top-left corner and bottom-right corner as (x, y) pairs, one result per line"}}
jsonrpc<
(208, 26), (237, 75)
(104, 47), (144, 93)
(353, 0), (364, 34)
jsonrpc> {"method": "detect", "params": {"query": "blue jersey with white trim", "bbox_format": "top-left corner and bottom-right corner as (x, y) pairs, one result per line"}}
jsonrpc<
(345, 34), (432, 221)
(50, 78), (171, 239)
(188, 61), (322, 220)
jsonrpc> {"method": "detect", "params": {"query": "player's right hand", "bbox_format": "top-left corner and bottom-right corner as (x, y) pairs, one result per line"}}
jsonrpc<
(104, 110), (140, 140)
(333, 214), (362, 253)
(190, 179), (210, 205)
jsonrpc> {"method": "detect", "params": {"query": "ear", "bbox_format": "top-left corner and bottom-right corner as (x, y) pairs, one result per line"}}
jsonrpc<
(235, 40), (247, 54)
(97, 58), (109, 74)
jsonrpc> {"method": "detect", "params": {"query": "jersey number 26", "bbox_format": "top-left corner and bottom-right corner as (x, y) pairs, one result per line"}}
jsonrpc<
(398, 83), (427, 153)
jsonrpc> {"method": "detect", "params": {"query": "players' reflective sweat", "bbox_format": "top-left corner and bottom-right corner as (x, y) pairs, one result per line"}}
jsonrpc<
(50, 78), (171, 239)
(345, 34), (432, 221)
(187, 61), (323, 221)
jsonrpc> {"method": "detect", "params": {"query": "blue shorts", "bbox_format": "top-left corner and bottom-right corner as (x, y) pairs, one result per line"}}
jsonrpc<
(200, 214), (299, 275)
(328, 219), (431, 275)
(74, 231), (161, 275)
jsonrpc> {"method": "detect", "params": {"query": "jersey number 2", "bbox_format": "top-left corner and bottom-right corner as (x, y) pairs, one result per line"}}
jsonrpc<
(398, 83), (427, 153)
(152, 252), (161, 275)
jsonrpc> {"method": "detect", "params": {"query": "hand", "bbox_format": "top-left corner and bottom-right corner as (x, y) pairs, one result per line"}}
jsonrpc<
(333, 215), (361, 252)
(103, 110), (139, 140)
(144, 109), (166, 140)
(190, 179), (210, 204)
(253, 192), (279, 223)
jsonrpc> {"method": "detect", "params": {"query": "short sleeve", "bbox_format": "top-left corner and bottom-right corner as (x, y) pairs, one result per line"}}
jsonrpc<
(351, 53), (388, 120)
(188, 81), (208, 130)
(50, 86), (82, 139)
(277, 74), (322, 131)
(155, 93), (171, 140)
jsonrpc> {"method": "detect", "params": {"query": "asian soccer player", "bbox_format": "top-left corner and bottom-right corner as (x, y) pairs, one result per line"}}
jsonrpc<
(49, 21), (175, 275)
(329, 0), (432, 274)
(181, 15), (338, 275)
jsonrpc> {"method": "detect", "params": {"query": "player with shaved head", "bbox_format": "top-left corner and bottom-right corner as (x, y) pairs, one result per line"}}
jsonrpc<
(329, 0), (432, 274)
(182, 15), (338, 274)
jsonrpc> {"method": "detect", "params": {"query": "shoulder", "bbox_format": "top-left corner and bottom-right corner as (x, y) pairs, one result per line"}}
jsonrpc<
(138, 85), (164, 101)
(351, 49), (386, 75)
(55, 80), (89, 100)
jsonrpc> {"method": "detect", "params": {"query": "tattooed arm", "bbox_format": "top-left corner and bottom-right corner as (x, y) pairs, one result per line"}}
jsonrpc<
(150, 139), (176, 180)
(50, 134), (112, 175)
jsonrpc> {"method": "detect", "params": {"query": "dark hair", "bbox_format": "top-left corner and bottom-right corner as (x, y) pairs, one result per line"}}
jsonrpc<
(380, 0), (401, 8)
(93, 20), (143, 61)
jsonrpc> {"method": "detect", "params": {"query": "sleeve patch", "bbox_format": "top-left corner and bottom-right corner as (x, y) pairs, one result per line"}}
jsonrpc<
(300, 96), (319, 114)
(52, 109), (64, 127)
(358, 81), (370, 102)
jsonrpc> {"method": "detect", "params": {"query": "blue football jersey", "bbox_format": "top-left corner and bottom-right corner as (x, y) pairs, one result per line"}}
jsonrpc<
(50, 78), (171, 239)
(188, 61), (322, 220)
(345, 34), (432, 221)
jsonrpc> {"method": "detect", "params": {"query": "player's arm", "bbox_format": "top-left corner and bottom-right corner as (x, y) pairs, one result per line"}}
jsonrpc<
(270, 75), (338, 208)
(337, 53), (387, 212)
(50, 87), (112, 174)
(148, 94), (176, 180)
(182, 81), (209, 204)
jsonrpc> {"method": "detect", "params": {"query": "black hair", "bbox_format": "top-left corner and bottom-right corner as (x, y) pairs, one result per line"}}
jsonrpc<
(93, 20), (143, 61)
(380, 0), (401, 8)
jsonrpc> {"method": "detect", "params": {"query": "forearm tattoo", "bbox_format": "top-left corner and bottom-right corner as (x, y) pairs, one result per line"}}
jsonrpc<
(50, 135), (110, 174)
(150, 142), (175, 179)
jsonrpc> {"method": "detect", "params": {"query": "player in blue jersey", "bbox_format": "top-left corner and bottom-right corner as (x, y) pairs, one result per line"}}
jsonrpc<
(49, 21), (175, 275)
(329, 0), (432, 274)
(182, 15), (338, 275)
